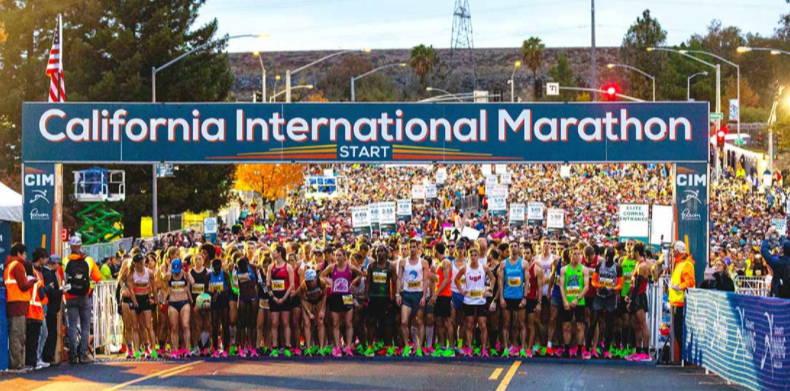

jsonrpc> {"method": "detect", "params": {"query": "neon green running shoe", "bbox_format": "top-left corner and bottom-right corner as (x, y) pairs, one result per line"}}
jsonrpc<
(364, 346), (375, 357)
(269, 349), (279, 358)
(283, 349), (292, 358)
(402, 345), (413, 357)
(415, 347), (424, 357)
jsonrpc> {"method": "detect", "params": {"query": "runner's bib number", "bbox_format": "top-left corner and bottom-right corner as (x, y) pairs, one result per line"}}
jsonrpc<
(372, 272), (387, 284)
(191, 285), (205, 295)
(238, 273), (251, 283)
(272, 280), (286, 291)
(407, 281), (422, 289)
(566, 285), (581, 296)
(342, 294), (354, 305)
(600, 279), (614, 289)
(507, 277), (522, 287)
(469, 290), (483, 298)
(259, 298), (270, 310)
(210, 282), (224, 293)
(170, 281), (186, 292)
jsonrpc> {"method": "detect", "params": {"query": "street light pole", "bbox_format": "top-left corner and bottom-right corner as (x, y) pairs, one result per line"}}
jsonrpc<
(149, 33), (266, 236)
(287, 49), (370, 102)
(509, 61), (522, 102)
(271, 85), (314, 101)
(606, 63), (655, 101)
(687, 71), (708, 101)
(682, 50), (740, 142)
(558, 86), (644, 102)
(350, 63), (406, 102)
(253, 51), (266, 103)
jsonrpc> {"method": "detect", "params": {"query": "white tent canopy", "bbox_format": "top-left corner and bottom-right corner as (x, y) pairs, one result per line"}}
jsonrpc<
(0, 181), (22, 222)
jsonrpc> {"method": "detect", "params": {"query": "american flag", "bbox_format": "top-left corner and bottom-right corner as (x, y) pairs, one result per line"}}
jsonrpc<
(46, 15), (65, 102)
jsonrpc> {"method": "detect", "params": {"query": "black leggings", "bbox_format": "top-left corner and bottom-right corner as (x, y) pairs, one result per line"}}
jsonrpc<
(211, 308), (230, 350)
(587, 309), (615, 348)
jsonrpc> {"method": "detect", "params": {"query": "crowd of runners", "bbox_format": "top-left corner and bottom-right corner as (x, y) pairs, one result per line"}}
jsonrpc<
(7, 163), (787, 371)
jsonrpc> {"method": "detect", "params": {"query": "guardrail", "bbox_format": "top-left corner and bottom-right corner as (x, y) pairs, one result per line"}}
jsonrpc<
(92, 281), (123, 354)
(733, 275), (771, 297)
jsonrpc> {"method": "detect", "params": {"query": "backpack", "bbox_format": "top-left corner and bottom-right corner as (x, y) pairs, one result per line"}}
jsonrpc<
(65, 255), (91, 296)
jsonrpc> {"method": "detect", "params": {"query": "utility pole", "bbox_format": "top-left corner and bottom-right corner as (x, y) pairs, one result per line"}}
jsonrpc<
(590, 0), (597, 101)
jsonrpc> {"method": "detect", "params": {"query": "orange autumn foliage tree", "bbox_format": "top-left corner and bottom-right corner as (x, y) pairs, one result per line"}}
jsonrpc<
(234, 164), (305, 208)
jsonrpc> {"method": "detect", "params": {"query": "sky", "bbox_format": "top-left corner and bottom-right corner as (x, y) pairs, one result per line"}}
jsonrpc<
(194, 0), (789, 53)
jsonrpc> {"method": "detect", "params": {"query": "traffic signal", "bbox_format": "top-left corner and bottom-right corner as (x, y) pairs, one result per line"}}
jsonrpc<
(601, 83), (618, 101)
(716, 128), (727, 147)
(534, 78), (544, 99)
(253, 91), (263, 103)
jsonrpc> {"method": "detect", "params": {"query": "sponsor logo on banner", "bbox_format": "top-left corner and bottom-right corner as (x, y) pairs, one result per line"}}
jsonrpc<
(675, 163), (709, 286)
(30, 208), (50, 221)
(29, 189), (50, 204)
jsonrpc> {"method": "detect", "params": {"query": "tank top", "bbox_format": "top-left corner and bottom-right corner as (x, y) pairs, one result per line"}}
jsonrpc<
(463, 262), (486, 305)
(551, 262), (564, 299)
(597, 261), (618, 297)
(256, 267), (270, 299)
(304, 280), (324, 304)
(169, 273), (187, 297)
(208, 270), (227, 294)
(537, 254), (555, 296)
(436, 259), (452, 297)
(190, 268), (207, 296)
(369, 262), (391, 298)
(451, 261), (463, 293)
(503, 258), (525, 300)
(583, 255), (599, 298)
(402, 258), (423, 293)
(132, 268), (150, 295)
(621, 257), (636, 298)
(292, 263), (301, 291)
(331, 263), (352, 295)
(564, 263), (585, 305)
(270, 263), (290, 295)
(527, 263), (539, 300)
(235, 265), (257, 299)
(630, 260), (648, 296)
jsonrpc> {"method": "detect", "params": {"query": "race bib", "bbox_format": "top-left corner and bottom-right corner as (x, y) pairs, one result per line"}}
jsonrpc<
(469, 289), (483, 298)
(259, 298), (270, 310)
(566, 285), (581, 296)
(407, 281), (422, 289)
(210, 282), (224, 293)
(171, 281), (186, 292)
(507, 277), (522, 287)
(134, 281), (147, 289)
(272, 280), (286, 291)
(460, 276), (466, 286)
(238, 273), (251, 283)
(623, 275), (633, 284)
(756, 270), (762, 276)
(600, 279), (614, 289)
(191, 285), (205, 295)
(372, 272), (387, 284)
(342, 294), (354, 305)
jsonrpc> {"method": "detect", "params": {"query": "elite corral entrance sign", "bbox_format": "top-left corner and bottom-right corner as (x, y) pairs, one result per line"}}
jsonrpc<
(21, 102), (711, 281)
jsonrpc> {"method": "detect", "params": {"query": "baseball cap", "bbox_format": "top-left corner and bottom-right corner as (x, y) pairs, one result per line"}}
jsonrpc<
(69, 236), (82, 246)
(673, 241), (687, 253)
(171, 258), (182, 274)
(48, 254), (61, 264)
(305, 269), (317, 281)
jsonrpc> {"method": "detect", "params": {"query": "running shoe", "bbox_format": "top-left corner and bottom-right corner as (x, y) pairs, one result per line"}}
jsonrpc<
(401, 345), (412, 357)
(320, 346), (333, 357)
(203, 348), (210, 357)
(415, 347), (424, 357)
(553, 347), (564, 357)
(603, 351), (612, 359)
(508, 346), (519, 357)
(238, 348), (247, 358)
(386, 346), (398, 357)
(229, 346), (237, 357)
(540, 346), (549, 356)
(356, 344), (365, 355)
(269, 349), (279, 358)
(423, 346), (435, 355)
(220, 350), (228, 359)
(191, 347), (200, 357)
(134, 349), (142, 359)
(364, 346), (375, 357)
(519, 348), (532, 358)
(481, 348), (490, 358)
(332, 347), (342, 357)
(170, 350), (181, 359)
(144, 348), (153, 359)
(120, 345), (127, 355)
(293, 348), (302, 357)
(473, 347), (482, 357)
(250, 348), (259, 358)
(212, 350), (221, 358)
(431, 348), (444, 357)
(441, 348), (455, 358)
(568, 347), (579, 358)
(636, 353), (652, 362)
(126, 350), (135, 359)
(343, 347), (354, 357)
(581, 347), (592, 360)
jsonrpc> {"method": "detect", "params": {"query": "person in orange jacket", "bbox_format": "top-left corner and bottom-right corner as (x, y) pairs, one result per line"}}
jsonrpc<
(26, 249), (50, 369)
(668, 241), (695, 363)
(4, 243), (37, 371)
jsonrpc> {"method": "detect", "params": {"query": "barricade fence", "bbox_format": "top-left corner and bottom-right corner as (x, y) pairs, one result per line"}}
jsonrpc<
(684, 289), (789, 391)
(92, 281), (123, 354)
(63, 237), (133, 261)
(733, 275), (771, 297)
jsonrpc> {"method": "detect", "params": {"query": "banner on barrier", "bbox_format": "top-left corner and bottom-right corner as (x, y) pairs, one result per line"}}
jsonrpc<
(352, 206), (370, 235)
(684, 289), (789, 391)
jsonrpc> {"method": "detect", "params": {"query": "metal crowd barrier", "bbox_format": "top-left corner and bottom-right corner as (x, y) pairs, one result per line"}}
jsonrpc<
(646, 276), (668, 351)
(733, 275), (770, 297)
(92, 281), (123, 354)
(63, 237), (134, 261)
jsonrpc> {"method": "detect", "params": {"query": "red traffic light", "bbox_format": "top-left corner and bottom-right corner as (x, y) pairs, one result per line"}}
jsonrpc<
(716, 128), (727, 147)
(607, 87), (616, 96)
(601, 84), (619, 101)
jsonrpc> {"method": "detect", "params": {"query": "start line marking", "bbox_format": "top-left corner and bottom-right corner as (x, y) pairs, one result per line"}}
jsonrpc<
(102, 361), (202, 391)
(495, 361), (522, 391)
(489, 368), (503, 380)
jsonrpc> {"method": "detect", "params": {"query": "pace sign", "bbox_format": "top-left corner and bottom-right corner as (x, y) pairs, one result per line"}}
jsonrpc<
(23, 102), (708, 163)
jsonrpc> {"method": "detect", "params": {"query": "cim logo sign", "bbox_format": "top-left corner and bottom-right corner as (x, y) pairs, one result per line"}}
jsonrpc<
(24, 172), (54, 187)
(677, 173), (707, 187)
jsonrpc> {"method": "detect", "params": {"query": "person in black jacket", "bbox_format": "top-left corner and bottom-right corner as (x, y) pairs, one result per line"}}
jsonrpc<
(42, 255), (63, 364)
(700, 259), (735, 292)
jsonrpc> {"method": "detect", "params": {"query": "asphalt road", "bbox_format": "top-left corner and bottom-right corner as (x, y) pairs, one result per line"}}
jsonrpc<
(0, 357), (745, 391)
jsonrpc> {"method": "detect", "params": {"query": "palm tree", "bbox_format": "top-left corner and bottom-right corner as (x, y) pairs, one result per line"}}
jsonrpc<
(410, 44), (437, 88)
(521, 37), (545, 92)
